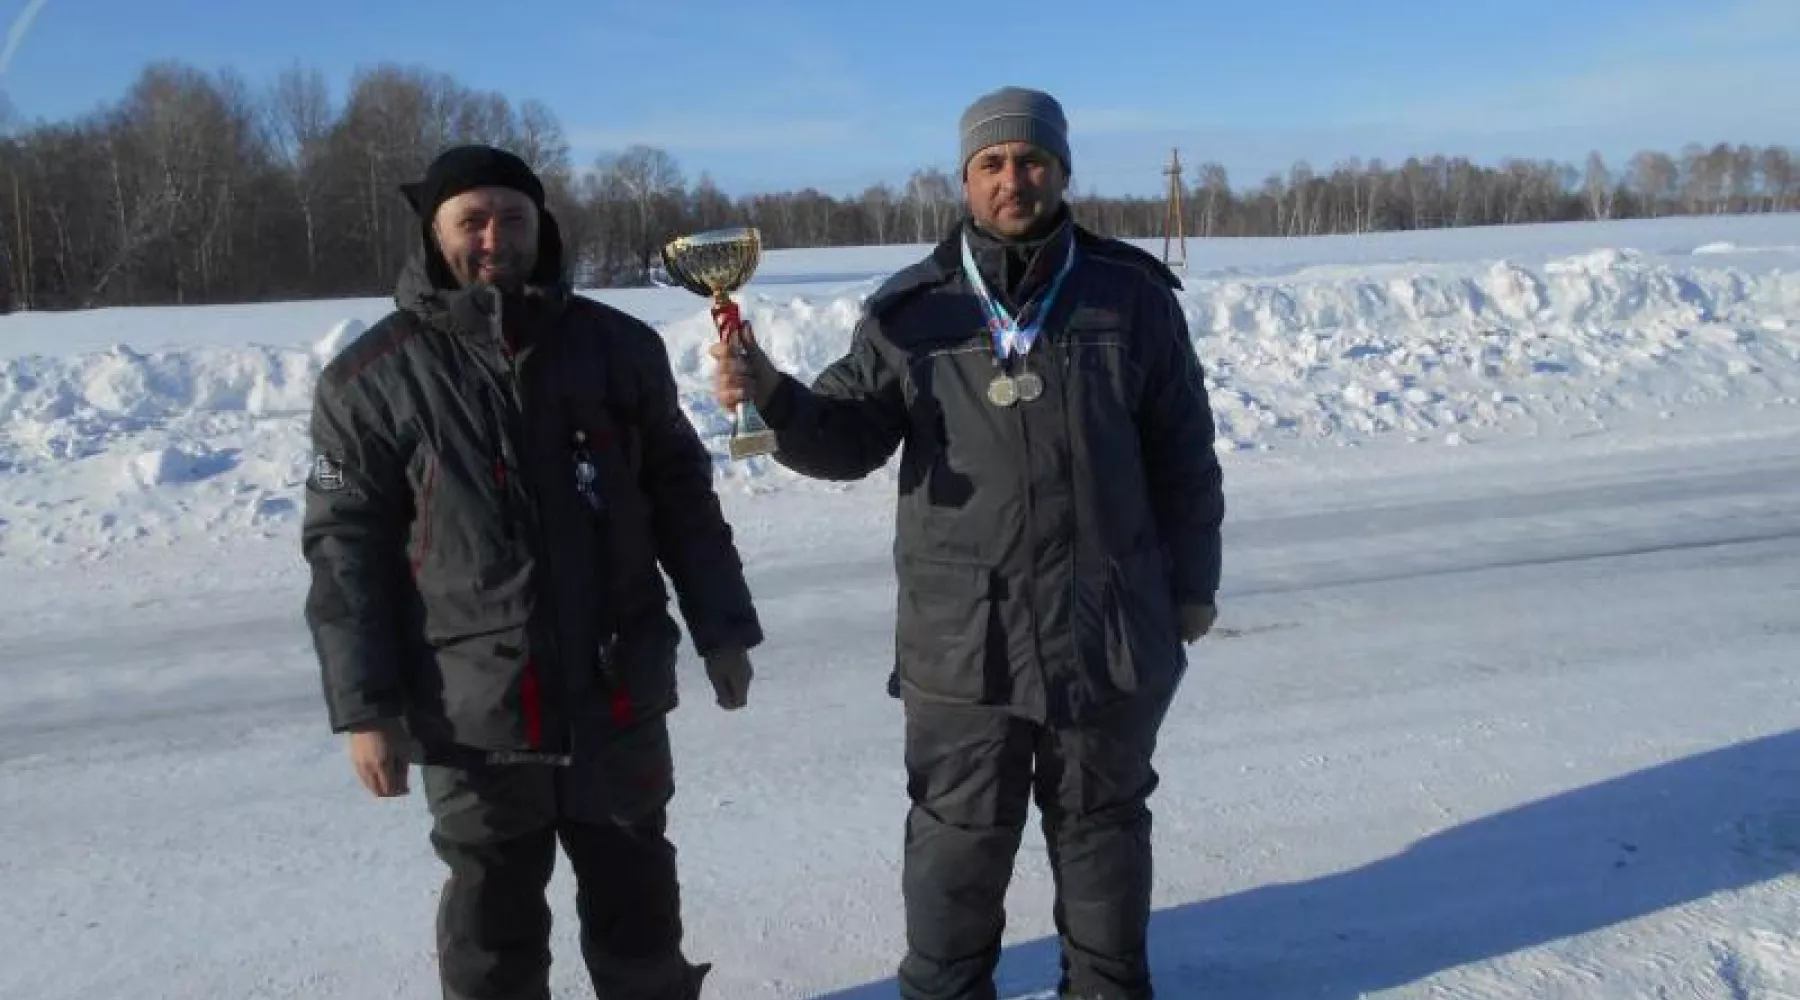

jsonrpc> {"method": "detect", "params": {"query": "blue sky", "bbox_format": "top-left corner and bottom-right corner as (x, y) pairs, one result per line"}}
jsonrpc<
(2, 0), (1796, 197)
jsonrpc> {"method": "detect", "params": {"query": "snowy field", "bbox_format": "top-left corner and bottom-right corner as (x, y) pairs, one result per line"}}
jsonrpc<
(1, 214), (1798, 999)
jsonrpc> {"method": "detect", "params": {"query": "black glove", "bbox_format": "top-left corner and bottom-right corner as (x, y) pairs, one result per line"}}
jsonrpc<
(703, 647), (753, 710)
(1179, 603), (1217, 642)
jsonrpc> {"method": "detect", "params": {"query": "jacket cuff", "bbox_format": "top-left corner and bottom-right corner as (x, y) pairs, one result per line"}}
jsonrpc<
(328, 695), (403, 734)
(695, 621), (765, 658)
(758, 376), (803, 430)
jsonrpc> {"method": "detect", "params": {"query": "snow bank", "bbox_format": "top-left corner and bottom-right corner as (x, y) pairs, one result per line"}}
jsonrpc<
(1, 343), (320, 426)
(662, 237), (1800, 455)
(1176, 246), (1800, 449)
(2, 216), (1798, 563)
(124, 446), (237, 488)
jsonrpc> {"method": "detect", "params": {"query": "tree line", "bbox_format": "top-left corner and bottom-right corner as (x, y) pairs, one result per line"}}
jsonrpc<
(1, 61), (1794, 310)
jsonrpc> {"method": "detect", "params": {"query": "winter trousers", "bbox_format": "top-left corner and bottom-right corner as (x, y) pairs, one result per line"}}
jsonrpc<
(896, 690), (1176, 1000)
(421, 713), (706, 1000)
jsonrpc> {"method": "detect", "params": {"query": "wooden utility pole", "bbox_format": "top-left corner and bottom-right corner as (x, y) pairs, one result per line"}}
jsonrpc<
(1161, 147), (1187, 269)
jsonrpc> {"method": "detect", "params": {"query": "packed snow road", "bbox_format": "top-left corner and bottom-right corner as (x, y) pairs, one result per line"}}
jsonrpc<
(2, 425), (1798, 999)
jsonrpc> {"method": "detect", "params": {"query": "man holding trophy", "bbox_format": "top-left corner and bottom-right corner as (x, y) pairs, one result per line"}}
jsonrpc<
(303, 144), (761, 1000)
(708, 86), (1225, 1000)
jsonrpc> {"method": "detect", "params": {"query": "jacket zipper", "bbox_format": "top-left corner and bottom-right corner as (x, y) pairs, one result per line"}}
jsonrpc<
(1012, 358), (1047, 702)
(499, 342), (567, 753)
(468, 294), (569, 754)
(1062, 342), (1080, 693)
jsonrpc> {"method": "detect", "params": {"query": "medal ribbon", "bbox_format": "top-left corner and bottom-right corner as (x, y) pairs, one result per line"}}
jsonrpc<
(960, 230), (1077, 362)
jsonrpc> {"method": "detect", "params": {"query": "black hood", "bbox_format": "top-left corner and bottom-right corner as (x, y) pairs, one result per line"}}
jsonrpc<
(397, 208), (570, 343)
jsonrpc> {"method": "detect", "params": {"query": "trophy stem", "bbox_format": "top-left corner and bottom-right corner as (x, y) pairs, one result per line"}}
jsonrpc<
(708, 289), (777, 459)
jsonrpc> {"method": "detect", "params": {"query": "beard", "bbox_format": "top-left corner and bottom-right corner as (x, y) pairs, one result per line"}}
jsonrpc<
(449, 245), (536, 291)
(981, 193), (1058, 239)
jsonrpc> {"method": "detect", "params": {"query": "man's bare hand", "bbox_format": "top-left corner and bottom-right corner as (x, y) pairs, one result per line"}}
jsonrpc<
(707, 324), (780, 412)
(347, 718), (410, 798)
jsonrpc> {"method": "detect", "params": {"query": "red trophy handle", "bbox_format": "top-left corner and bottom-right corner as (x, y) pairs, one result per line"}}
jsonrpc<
(710, 298), (750, 349)
(703, 292), (777, 459)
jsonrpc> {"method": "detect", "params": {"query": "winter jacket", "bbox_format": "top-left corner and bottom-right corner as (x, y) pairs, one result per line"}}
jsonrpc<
(761, 213), (1223, 724)
(302, 215), (762, 760)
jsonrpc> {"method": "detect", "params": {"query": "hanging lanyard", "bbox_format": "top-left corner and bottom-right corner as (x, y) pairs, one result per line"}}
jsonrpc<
(959, 231), (1077, 362)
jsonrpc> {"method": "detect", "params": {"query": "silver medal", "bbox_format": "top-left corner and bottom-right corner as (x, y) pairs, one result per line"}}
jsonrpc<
(987, 374), (1019, 407)
(1013, 372), (1044, 402)
(962, 232), (1078, 411)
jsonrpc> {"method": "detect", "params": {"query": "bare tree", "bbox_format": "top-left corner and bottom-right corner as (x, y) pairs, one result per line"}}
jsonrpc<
(1583, 151), (1615, 220)
(902, 168), (957, 243)
(1194, 161), (1230, 237)
(515, 99), (570, 179)
(1760, 147), (1796, 212)
(859, 183), (897, 244)
(1287, 161), (1317, 236)
(1729, 144), (1759, 213)
(598, 145), (685, 279)
(689, 173), (736, 232)
(1683, 143), (1742, 214)
(0, 91), (21, 311)
(451, 91), (517, 151)
(265, 64), (333, 282)
(572, 167), (627, 284)
(6, 56), (1799, 308)
(83, 64), (262, 304)
(1628, 151), (1679, 217)
(331, 65), (439, 285)
(322, 64), (533, 288)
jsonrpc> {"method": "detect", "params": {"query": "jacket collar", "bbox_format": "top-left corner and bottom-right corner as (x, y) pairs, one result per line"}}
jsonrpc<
(959, 207), (1075, 311)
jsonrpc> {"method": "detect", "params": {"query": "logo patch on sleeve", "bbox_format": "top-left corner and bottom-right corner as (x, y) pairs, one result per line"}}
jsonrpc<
(311, 454), (348, 492)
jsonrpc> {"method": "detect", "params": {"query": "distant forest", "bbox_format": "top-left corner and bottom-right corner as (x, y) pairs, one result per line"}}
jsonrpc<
(1, 62), (1795, 310)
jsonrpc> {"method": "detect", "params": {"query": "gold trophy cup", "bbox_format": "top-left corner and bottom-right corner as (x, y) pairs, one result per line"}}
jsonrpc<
(661, 226), (778, 460)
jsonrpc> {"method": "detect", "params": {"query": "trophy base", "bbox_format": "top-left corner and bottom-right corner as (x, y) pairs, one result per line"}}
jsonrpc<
(728, 428), (778, 460)
(727, 399), (777, 460)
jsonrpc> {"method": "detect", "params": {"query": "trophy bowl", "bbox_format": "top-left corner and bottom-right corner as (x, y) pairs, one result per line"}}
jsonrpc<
(661, 226), (762, 301)
(662, 226), (777, 460)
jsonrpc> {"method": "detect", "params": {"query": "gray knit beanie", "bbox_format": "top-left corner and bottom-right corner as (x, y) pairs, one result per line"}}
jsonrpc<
(958, 86), (1072, 177)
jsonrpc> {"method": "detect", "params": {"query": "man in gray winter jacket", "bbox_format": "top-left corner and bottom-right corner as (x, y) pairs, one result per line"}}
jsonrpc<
(711, 88), (1224, 1000)
(303, 144), (762, 1000)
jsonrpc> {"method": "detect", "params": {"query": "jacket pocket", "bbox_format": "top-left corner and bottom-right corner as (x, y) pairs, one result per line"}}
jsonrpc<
(422, 624), (533, 750)
(607, 615), (681, 720)
(1103, 546), (1181, 696)
(576, 699), (675, 826)
(893, 555), (994, 703)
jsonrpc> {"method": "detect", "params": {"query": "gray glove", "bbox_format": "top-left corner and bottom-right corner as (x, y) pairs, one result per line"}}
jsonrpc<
(703, 647), (753, 710)
(1179, 603), (1218, 643)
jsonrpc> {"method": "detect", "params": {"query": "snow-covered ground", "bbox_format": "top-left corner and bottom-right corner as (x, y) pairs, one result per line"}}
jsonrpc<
(1, 214), (1798, 999)
(3, 214), (1797, 566)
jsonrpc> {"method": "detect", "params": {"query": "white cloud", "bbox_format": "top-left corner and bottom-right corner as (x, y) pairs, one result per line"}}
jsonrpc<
(0, 0), (50, 75)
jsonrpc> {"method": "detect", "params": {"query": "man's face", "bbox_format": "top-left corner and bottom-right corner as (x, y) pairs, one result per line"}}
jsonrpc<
(962, 141), (1067, 239)
(431, 186), (539, 289)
